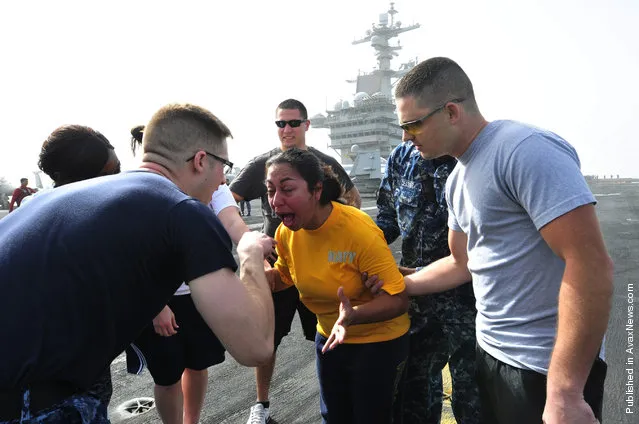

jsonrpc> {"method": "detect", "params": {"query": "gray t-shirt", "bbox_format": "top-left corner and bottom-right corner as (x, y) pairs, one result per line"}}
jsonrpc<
(446, 120), (596, 374)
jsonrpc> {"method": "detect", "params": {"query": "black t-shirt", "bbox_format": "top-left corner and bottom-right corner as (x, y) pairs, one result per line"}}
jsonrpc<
(0, 171), (237, 390)
(230, 147), (354, 237)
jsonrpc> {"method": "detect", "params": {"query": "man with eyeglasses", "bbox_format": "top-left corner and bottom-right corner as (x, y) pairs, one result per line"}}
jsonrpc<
(125, 124), (264, 424)
(378, 57), (611, 424)
(230, 98), (360, 424)
(0, 103), (276, 423)
(376, 109), (481, 422)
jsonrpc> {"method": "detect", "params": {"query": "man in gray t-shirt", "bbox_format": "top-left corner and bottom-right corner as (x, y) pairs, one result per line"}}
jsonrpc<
(381, 58), (612, 424)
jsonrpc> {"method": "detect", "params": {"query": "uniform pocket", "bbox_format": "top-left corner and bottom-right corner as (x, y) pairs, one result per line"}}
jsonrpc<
(397, 179), (422, 207)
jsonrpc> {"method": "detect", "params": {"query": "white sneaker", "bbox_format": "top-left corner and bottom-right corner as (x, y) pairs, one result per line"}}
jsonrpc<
(246, 403), (270, 424)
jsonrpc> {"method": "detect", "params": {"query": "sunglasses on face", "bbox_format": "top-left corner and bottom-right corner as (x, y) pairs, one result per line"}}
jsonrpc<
(399, 98), (466, 136)
(186, 151), (234, 174)
(275, 119), (307, 128)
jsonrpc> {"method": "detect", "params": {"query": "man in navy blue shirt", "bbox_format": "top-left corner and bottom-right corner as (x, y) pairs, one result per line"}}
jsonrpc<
(0, 103), (275, 423)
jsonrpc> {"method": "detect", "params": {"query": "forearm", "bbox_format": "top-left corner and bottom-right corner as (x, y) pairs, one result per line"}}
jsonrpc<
(343, 186), (361, 208)
(266, 268), (290, 292)
(349, 291), (408, 325)
(547, 256), (613, 397)
(217, 207), (249, 245)
(239, 250), (275, 346)
(404, 255), (471, 296)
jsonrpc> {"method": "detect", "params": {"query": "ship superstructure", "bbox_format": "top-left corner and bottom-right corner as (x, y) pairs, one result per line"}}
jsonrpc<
(311, 2), (420, 193)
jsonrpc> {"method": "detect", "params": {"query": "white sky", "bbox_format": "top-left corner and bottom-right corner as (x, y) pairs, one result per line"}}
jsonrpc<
(1, 0), (637, 187)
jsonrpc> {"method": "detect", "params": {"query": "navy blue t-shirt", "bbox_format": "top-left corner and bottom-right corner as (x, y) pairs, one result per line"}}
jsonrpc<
(0, 171), (237, 390)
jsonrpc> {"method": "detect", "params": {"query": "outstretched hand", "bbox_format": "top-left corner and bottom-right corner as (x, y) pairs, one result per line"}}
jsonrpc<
(322, 287), (354, 353)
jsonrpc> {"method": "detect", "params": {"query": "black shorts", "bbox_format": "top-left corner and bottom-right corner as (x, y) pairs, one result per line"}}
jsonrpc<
(127, 294), (226, 386)
(273, 285), (317, 349)
(475, 344), (606, 424)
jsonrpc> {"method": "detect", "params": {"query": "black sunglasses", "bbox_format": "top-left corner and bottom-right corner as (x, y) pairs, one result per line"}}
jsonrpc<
(400, 98), (466, 135)
(186, 151), (234, 174)
(275, 119), (307, 128)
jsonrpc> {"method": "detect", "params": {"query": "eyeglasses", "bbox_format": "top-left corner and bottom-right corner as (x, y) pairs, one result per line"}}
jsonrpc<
(275, 119), (307, 129)
(186, 151), (234, 174)
(399, 98), (466, 136)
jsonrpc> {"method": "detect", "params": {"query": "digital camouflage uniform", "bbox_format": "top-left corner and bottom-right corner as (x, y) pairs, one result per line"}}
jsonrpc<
(376, 142), (481, 424)
(0, 391), (109, 424)
(0, 369), (112, 424)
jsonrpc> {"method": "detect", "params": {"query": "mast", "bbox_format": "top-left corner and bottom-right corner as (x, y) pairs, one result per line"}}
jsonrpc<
(350, 2), (420, 98)
(310, 2), (421, 193)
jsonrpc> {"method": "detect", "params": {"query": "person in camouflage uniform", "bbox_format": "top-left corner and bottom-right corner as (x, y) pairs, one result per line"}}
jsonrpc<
(0, 390), (109, 424)
(376, 142), (481, 424)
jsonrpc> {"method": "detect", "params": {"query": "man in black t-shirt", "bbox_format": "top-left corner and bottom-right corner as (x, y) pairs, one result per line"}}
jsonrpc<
(0, 103), (275, 423)
(230, 98), (360, 424)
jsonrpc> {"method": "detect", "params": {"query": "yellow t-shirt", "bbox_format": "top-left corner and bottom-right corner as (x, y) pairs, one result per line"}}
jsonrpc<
(274, 201), (409, 344)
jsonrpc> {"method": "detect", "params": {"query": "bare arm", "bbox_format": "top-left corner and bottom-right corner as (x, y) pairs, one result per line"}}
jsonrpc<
(189, 232), (275, 366)
(403, 229), (472, 295)
(265, 267), (292, 292)
(342, 186), (361, 209)
(217, 204), (275, 260)
(348, 290), (407, 325)
(217, 206), (249, 245)
(540, 204), (613, 423)
(323, 287), (408, 352)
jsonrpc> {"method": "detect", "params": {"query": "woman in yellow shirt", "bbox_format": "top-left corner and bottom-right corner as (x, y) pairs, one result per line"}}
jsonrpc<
(265, 148), (410, 424)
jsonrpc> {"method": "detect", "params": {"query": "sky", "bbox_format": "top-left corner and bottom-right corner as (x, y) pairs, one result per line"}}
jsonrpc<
(1, 0), (637, 187)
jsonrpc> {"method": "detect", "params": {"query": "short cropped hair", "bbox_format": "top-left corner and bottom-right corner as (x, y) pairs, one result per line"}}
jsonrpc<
(276, 99), (308, 120)
(395, 57), (478, 112)
(38, 125), (114, 187)
(142, 103), (232, 170)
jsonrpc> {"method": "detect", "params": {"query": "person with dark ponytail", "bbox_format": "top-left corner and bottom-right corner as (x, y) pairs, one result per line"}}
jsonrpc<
(264, 148), (410, 423)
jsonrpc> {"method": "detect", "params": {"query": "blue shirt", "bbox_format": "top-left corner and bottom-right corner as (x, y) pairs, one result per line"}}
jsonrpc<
(377, 142), (475, 330)
(0, 171), (237, 389)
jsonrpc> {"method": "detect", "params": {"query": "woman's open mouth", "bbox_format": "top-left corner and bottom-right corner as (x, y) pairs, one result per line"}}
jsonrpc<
(277, 213), (296, 228)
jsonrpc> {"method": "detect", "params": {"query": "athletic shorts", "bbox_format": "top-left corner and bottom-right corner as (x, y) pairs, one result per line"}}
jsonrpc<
(273, 285), (317, 349)
(476, 344), (606, 423)
(127, 294), (226, 386)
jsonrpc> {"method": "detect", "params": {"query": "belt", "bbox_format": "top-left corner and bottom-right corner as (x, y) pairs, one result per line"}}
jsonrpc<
(0, 381), (78, 421)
